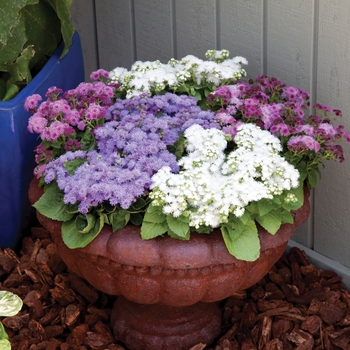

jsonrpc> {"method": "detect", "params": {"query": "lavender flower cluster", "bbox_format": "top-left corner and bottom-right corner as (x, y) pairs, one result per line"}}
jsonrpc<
(43, 93), (218, 214)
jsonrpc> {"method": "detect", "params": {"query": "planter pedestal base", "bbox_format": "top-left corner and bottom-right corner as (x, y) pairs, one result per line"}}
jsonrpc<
(111, 297), (221, 350)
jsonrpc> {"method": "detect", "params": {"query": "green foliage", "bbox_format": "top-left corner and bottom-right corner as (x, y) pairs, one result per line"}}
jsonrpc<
(140, 185), (304, 261)
(0, 291), (23, 350)
(0, 0), (74, 101)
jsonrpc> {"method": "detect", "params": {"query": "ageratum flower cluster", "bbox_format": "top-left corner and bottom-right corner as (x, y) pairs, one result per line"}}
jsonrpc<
(150, 123), (299, 229)
(207, 75), (350, 187)
(109, 49), (247, 108)
(42, 93), (218, 214)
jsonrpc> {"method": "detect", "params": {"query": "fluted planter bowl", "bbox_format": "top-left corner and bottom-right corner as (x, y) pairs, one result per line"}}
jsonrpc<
(29, 178), (310, 349)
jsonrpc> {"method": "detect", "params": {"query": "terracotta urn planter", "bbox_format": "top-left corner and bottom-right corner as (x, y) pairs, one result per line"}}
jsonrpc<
(29, 178), (310, 350)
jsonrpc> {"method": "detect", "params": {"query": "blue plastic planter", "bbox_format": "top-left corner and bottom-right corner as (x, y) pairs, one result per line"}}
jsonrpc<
(0, 31), (85, 249)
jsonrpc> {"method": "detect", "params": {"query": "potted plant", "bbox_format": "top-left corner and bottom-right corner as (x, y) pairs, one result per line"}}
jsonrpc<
(0, 0), (85, 249)
(27, 52), (349, 349)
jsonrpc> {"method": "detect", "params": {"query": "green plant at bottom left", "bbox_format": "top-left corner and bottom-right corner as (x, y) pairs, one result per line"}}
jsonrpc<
(0, 291), (23, 350)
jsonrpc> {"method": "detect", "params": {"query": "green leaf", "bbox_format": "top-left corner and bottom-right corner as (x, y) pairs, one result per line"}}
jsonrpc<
(0, 337), (11, 350)
(45, 0), (74, 57)
(130, 213), (143, 226)
(0, 291), (23, 317)
(22, 0), (62, 66)
(140, 221), (168, 240)
(129, 197), (147, 211)
(61, 213), (104, 248)
(81, 129), (96, 151)
(64, 158), (86, 175)
(75, 214), (96, 233)
(166, 214), (190, 238)
(221, 219), (260, 261)
(255, 210), (282, 235)
(0, 323), (8, 341)
(282, 185), (304, 211)
(307, 167), (318, 187)
(281, 210), (294, 224)
(257, 199), (275, 217)
(5, 45), (35, 85)
(109, 209), (130, 232)
(168, 228), (190, 240)
(33, 182), (74, 222)
(143, 204), (166, 224)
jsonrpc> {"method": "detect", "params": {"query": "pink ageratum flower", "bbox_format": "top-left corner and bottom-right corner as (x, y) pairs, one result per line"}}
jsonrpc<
(28, 114), (48, 133)
(287, 135), (321, 152)
(24, 94), (42, 112)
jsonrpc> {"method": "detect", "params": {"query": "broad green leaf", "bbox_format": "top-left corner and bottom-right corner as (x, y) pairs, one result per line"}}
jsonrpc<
(5, 45), (34, 84)
(0, 291), (23, 317)
(140, 221), (168, 240)
(130, 213), (143, 226)
(81, 129), (96, 151)
(45, 0), (74, 57)
(33, 182), (74, 222)
(281, 210), (294, 224)
(0, 10), (27, 70)
(22, 1), (62, 67)
(2, 83), (19, 102)
(75, 214), (96, 233)
(221, 219), (260, 261)
(0, 338), (11, 350)
(143, 204), (166, 224)
(166, 214), (190, 238)
(129, 197), (147, 211)
(64, 158), (86, 175)
(0, 323), (8, 341)
(255, 210), (282, 235)
(62, 214), (104, 248)
(168, 228), (190, 240)
(109, 209), (130, 232)
(257, 199), (275, 217)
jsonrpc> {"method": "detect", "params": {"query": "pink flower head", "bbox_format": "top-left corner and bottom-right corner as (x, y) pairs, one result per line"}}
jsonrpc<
(48, 121), (67, 141)
(317, 123), (337, 137)
(90, 69), (110, 81)
(85, 103), (106, 121)
(287, 135), (321, 152)
(215, 111), (236, 124)
(28, 114), (48, 133)
(24, 94), (42, 112)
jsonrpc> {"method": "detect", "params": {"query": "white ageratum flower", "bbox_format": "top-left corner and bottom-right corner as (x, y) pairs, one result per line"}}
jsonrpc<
(150, 124), (300, 229)
(109, 50), (247, 97)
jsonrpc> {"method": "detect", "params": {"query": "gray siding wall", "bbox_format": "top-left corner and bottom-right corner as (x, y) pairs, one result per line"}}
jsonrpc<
(71, 0), (350, 268)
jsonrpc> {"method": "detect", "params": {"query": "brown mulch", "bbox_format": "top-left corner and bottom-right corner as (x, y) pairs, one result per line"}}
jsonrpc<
(1, 225), (350, 350)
